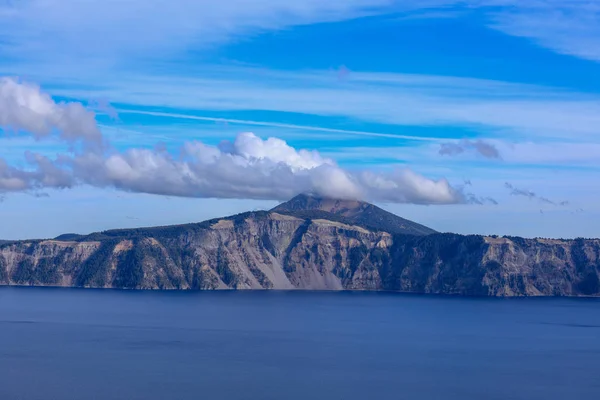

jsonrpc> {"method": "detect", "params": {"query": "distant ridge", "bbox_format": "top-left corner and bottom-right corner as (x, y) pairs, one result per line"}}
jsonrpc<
(1, 193), (599, 296)
(271, 193), (437, 236)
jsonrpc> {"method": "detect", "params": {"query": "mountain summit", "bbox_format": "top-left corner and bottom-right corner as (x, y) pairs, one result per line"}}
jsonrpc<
(271, 193), (437, 236)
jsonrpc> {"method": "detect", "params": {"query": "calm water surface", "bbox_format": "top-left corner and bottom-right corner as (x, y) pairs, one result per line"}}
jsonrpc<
(1, 287), (599, 400)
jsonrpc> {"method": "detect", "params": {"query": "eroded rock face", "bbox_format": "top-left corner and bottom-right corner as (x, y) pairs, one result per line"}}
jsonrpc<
(1, 212), (599, 296)
(370, 234), (600, 296)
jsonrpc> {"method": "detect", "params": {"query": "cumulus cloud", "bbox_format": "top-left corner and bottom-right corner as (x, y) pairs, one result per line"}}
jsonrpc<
(0, 77), (102, 145)
(67, 132), (462, 204)
(439, 139), (501, 159)
(504, 182), (568, 206)
(220, 132), (334, 171)
(0, 76), (466, 204)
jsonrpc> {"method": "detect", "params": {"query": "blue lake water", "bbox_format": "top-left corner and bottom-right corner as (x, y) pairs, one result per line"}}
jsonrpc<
(1, 287), (599, 400)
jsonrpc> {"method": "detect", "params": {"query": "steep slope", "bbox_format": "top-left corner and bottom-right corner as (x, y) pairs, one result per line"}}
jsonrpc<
(272, 194), (437, 236)
(0, 209), (598, 296)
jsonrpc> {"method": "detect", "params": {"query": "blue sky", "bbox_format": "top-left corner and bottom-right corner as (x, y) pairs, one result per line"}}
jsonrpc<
(0, 0), (599, 239)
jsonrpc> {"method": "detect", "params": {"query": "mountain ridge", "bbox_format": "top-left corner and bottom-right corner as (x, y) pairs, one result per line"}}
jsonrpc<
(0, 195), (598, 296)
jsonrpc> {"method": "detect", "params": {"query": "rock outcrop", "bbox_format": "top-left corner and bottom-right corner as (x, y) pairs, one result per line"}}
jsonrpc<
(1, 195), (598, 296)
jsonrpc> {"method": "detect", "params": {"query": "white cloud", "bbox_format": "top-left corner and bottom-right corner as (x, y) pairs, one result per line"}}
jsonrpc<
(0, 77), (101, 145)
(68, 132), (462, 204)
(223, 132), (335, 171)
(359, 168), (459, 204)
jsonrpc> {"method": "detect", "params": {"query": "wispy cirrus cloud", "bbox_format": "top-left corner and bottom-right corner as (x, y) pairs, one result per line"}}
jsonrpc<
(15, 66), (600, 144)
(1, 1), (599, 63)
(488, 0), (600, 62)
(114, 109), (443, 142)
(0, 0), (400, 60)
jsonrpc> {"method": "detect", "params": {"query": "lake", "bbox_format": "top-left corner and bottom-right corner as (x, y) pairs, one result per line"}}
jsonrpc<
(1, 287), (599, 400)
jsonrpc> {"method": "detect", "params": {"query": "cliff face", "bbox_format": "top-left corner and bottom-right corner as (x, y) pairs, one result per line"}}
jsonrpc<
(375, 234), (600, 296)
(0, 212), (390, 291)
(1, 209), (599, 296)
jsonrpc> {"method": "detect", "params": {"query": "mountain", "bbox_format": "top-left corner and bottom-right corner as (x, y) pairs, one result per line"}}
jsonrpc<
(0, 196), (599, 296)
(272, 194), (437, 236)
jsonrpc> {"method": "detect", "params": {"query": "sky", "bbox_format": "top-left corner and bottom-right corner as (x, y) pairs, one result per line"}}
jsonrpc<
(0, 0), (599, 240)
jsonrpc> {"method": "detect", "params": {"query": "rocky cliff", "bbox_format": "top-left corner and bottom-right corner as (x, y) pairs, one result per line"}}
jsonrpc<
(0, 195), (598, 296)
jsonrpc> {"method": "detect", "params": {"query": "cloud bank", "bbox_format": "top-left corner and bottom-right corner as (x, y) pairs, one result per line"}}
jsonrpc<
(68, 132), (461, 203)
(0, 77), (464, 205)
